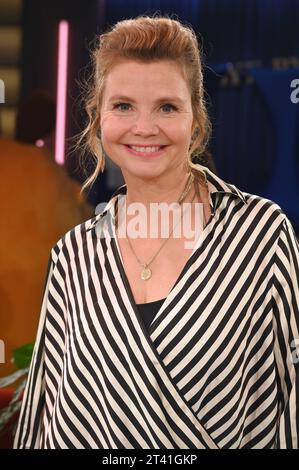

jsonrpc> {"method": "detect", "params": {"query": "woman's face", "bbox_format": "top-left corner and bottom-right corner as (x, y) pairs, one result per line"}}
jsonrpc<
(100, 59), (195, 182)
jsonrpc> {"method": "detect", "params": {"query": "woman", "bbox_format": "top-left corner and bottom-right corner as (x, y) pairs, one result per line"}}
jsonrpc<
(14, 15), (298, 449)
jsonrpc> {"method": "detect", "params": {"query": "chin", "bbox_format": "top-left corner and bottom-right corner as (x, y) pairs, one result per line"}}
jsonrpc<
(128, 168), (166, 181)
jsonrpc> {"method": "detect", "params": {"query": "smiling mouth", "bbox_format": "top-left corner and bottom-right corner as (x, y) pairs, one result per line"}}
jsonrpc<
(126, 145), (166, 152)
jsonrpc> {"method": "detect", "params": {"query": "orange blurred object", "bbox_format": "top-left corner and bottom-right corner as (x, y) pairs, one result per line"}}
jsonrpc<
(0, 138), (94, 378)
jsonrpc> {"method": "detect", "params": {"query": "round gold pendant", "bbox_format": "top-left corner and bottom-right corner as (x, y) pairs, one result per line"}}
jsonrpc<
(141, 267), (152, 280)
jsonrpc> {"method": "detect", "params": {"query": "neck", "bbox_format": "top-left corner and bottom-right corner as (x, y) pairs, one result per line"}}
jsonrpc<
(124, 172), (195, 208)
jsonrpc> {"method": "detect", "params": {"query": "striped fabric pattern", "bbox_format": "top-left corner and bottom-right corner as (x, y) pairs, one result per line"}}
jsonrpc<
(14, 164), (299, 449)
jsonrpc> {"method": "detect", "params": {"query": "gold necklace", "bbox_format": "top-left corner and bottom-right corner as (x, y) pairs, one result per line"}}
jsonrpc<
(124, 173), (195, 281)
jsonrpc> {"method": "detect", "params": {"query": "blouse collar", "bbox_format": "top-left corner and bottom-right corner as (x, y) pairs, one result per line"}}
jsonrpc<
(87, 163), (247, 232)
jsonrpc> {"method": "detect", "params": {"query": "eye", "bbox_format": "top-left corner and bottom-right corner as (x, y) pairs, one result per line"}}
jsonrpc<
(161, 103), (178, 113)
(113, 102), (131, 111)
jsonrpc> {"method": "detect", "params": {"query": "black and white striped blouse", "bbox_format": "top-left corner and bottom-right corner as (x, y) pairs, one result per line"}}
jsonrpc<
(14, 164), (299, 449)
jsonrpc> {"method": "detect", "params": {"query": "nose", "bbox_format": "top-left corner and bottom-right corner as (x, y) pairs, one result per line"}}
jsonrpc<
(132, 111), (159, 136)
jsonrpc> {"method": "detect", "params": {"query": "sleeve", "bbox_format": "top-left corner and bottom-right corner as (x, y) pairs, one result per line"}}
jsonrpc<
(271, 217), (299, 448)
(13, 256), (54, 449)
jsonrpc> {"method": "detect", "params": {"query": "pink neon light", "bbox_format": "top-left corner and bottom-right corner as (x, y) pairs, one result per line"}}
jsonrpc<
(55, 20), (69, 165)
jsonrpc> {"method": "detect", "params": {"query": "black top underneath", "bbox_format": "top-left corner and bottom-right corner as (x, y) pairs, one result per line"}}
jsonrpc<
(136, 298), (166, 330)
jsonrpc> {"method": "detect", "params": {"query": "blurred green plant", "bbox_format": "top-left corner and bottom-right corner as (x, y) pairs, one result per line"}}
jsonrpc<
(12, 343), (34, 370)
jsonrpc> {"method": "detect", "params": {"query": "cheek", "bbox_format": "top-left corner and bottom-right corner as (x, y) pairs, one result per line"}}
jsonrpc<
(169, 125), (192, 147)
(101, 116), (124, 144)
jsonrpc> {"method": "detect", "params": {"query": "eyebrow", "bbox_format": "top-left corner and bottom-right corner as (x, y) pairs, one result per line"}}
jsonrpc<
(107, 95), (185, 105)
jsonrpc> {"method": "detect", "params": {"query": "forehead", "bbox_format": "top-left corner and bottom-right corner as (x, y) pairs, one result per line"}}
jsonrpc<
(103, 59), (190, 98)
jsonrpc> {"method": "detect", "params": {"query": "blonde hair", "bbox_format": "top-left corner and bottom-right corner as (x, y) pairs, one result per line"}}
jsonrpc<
(78, 13), (211, 193)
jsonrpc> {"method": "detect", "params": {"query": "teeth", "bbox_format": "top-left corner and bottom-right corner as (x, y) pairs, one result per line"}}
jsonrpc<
(130, 145), (162, 153)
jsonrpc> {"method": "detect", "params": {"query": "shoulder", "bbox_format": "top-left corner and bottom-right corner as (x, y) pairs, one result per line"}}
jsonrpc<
(229, 188), (295, 246)
(49, 214), (100, 264)
(241, 190), (286, 216)
(201, 165), (289, 230)
(208, 170), (291, 239)
(238, 187), (289, 225)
